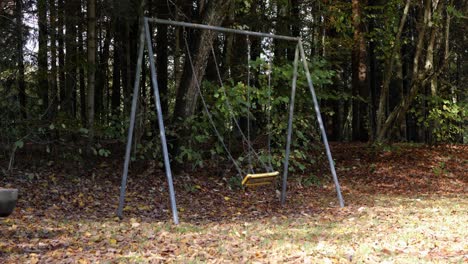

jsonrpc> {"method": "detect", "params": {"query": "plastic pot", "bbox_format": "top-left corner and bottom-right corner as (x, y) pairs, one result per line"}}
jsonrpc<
(0, 188), (18, 217)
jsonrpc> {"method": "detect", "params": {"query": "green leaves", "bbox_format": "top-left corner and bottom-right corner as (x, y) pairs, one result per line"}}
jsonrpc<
(98, 148), (110, 157)
(14, 140), (24, 149)
(79, 128), (89, 134)
(446, 5), (466, 19)
(412, 95), (465, 143)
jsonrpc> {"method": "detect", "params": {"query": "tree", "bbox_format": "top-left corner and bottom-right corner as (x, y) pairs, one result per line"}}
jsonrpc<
(351, 0), (369, 141)
(376, 0), (447, 141)
(58, 0), (66, 108)
(1, 0), (465, 165)
(64, 0), (80, 117)
(87, 0), (96, 143)
(15, 0), (26, 118)
(37, 0), (49, 117)
(155, 0), (169, 114)
(78, 7), (86, 124)
(375, 0), (411, 141)
(49, 0), (58, 119)
(111, 14), (121, 117)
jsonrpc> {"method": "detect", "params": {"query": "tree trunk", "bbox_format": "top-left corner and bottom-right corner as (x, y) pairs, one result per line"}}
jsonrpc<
(249, 0), (263, 61)
(395, 52), (406, 140)
(120, 21), (132, 115)
(49, 0), (58, 119)
(38, 0), (49, 117)
(111, 18), (121, 117)
(87, 0), (96, 143)
(444, 5), (456, 108)
(97, 20), (111, 123)
(367, 30), (377, 140)
(221, 1), (236, 78)
(15, 0), (26, 118)
(375, 0), (411, 138)
(376, 0), (442, 141)
(64, 0), (79, 117)
(78, 12), (86, 125)
(288, 0), (300, 61)
(273, 0), (289, 63)
(173, 0), (233, 120)
(351, 0), (369, 141)
(57, 0), (65, 109)
(155, 0), (169, 114)
(425, 3), (439, 144)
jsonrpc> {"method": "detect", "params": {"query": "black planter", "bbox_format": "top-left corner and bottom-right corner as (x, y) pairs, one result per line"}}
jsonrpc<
(0, 189), (18, 217)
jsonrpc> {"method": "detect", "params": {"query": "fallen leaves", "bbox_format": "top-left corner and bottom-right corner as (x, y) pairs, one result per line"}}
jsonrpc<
(0, 143), (467, 263)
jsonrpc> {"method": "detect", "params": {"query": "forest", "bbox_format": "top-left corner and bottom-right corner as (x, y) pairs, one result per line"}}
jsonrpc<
(0, 0), (467, 262)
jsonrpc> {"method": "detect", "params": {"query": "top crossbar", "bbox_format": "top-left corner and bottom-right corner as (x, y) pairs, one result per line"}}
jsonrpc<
(146, 17), (301, 42)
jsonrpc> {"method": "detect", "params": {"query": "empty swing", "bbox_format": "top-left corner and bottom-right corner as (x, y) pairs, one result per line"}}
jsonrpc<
(183, 30), (279, 187)
(241, 171), (279, 187)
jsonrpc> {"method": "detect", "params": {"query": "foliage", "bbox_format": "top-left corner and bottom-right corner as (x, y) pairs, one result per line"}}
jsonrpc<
(412, 95), (466, 143)
(171, 57), (336, 176)
(99, 115), (129, 141)
(1, 0), (466, 177)
(366, 0), (407, 61)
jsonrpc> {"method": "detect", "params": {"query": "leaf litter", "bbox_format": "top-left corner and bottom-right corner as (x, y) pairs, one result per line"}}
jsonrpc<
(0, 143), (467, 263)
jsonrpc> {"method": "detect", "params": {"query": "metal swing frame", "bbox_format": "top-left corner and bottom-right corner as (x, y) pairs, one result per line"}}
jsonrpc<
(117, 17), (344, 225)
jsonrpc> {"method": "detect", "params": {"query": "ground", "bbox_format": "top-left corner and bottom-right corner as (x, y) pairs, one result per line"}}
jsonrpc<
(1, 143), (467, 263)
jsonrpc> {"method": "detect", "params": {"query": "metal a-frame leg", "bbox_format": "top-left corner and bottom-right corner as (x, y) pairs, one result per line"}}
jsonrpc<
(144, 18), (179, 224)
(117, 21), (145, 219)
(117, 19), (179, 224)
(298, 40), (344, 208)
(281, 44), (300, 205)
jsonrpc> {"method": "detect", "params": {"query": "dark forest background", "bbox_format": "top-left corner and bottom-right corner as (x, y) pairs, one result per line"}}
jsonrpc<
(0, 0), (466, 173)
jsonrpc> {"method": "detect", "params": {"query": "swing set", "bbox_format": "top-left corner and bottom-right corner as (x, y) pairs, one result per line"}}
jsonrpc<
(117, 17), (344, 224)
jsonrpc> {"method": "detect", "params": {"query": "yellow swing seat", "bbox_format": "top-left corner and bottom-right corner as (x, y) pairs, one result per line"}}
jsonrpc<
(241, 171), (279, 187)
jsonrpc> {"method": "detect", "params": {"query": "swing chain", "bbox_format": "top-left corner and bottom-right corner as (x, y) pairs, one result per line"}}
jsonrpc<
(246, 35), (254, 174)
(209, 43), (270, 174)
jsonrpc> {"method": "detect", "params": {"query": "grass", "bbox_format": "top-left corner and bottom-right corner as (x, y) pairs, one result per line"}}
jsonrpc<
(3, 195), (465, 263)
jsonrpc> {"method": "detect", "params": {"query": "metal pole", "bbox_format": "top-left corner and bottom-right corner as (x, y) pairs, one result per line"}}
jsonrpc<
(298, 40), (344, 208)
(144, 18), (179, 224)
(117, 20), (145, 218)
(281, 44), (300, 205)
(146, 17), (300, 42)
